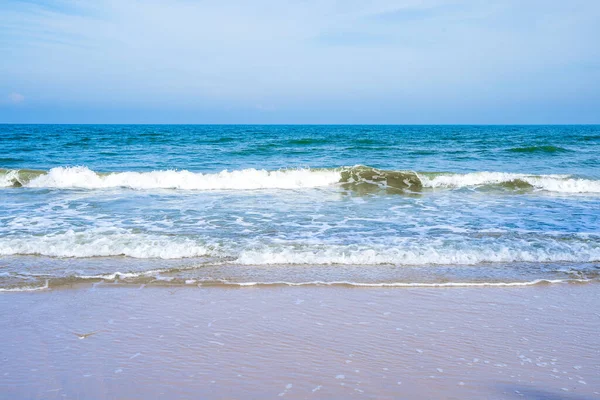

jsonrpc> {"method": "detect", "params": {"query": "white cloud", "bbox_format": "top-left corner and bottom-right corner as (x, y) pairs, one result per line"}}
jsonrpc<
(255, 104), (276, 112)
(8, 93), (25, 104)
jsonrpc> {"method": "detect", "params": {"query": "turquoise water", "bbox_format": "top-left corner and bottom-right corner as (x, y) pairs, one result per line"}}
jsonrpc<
(1, 125), (599, 289)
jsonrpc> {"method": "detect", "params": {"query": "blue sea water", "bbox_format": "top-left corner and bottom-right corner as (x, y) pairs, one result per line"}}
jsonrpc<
(1, 125), (599, 289)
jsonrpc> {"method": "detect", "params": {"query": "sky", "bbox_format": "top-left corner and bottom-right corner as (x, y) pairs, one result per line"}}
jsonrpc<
(0, 0), (599, 124)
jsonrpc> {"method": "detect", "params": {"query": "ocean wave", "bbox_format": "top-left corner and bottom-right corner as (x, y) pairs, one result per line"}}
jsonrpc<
(67, 277), (596, 288)
(1, 166), (600, 193)
(235, 243), (600, 265)
(0, 230), (215, 259)
(507, 145), (570, 153)
(0, 169), (43, 187)
(287, 138), (330, 145)
(339, 166), (422, 192)
(202, 278), (590, 287)
(77, 270), (167, 280)
(0, 280), (49, 292)
(0, 166), (340, 190)
(418, 171), (600, 193)
(2, 232), (599, 263)
(2, 277), (591, 291)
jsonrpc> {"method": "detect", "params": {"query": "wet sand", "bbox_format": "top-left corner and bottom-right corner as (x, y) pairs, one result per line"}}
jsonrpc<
(1, 283), (599, 399)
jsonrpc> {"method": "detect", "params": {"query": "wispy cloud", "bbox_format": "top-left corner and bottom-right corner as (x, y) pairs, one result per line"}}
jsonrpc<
(315, 31), (393, 47)
(7, 92), (25, 104)
(370, 3), (467, 23)
(255, 104), (276, 112)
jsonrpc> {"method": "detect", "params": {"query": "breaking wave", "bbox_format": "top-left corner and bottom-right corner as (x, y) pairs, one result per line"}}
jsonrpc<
(0, 166), (340, 190)
(235, 243), (600, 265)
(0, 280), (49, 292)
(1, 166), (600, 193)
(2, 232), (599, 264)
(0, 230), (215, 259)
(418, 171), (600, 193)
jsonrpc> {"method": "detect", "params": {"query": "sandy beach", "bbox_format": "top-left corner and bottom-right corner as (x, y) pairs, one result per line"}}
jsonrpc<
(1, 283), (599, 399)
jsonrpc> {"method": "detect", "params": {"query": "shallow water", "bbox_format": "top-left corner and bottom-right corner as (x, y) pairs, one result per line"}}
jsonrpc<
(1, 125), (599, 289)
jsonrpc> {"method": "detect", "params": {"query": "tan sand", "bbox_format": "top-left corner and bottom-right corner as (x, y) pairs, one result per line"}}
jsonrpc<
(1, 283), (599, 399)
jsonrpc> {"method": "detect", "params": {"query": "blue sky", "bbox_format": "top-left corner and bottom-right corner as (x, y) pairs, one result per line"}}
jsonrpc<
(1, 0), (599, 123)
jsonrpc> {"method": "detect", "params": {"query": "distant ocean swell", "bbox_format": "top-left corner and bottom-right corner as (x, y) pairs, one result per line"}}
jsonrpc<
(2, 166), (600, 193)
(507, 145), (571, 153)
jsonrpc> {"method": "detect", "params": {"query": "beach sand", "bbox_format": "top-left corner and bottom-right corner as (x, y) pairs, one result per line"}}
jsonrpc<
(1, 283), (599, 399)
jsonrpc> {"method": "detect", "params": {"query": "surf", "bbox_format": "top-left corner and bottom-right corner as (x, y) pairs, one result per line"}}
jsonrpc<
(2, 165), (600, 194)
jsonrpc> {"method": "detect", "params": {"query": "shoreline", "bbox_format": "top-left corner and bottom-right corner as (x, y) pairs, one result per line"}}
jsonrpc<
(1, 276), (596, 292)
(1, 284), (599, 399)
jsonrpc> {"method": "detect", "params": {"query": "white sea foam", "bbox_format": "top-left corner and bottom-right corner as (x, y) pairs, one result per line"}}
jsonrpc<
(209, 279), (589, 287)
(0, 230), (213, 259)
(78, 271), (161, 280)
(24, 166), (340, 190)
(419, 171), (600, 193)
(0, 280), (49, 292)
(4, 166), (600, 193)
(235, 244), (600, 265)
(1, 278), (591, 291)
(0, 166), (600, 193)
(2, 232), (600, 263)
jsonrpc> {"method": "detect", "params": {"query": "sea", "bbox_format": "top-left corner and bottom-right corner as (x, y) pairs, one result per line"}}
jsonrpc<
(1, 125), (599, 290)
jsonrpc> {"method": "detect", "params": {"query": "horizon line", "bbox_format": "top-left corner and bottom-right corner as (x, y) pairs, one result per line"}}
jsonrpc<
(1, 123), (599, 126)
